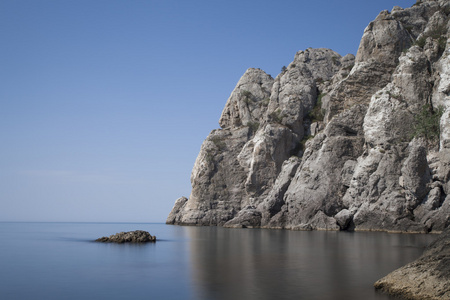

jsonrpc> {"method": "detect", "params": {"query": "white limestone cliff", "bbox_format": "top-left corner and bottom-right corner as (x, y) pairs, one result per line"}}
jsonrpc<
(167, 0), (450, 233)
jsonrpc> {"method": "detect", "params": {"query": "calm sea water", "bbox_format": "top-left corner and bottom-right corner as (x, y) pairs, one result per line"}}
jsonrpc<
(0, 222), (437, 300)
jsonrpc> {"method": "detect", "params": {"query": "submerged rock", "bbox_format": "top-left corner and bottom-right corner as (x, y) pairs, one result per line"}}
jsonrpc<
(95, 230), (156, 243)
(374, 228), (450, 299)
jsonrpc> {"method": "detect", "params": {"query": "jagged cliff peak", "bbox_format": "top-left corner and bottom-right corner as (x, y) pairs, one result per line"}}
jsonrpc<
(167, 0), (450, 233)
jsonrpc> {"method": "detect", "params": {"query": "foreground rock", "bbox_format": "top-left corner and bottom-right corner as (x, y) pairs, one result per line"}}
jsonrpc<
(374, 228), (450, 299)
(95, 230), (156, 243)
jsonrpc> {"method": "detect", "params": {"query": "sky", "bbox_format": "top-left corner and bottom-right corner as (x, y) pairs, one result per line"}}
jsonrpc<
(0, 0), (417, 223)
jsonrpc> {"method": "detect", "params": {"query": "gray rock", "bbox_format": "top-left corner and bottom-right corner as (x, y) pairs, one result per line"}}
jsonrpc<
(374, 227), (450, 299)
(355, 9), (413, 66)
(259, 156), (300, 227)
(401, 140), (432, 203)
(167, 0), (450, 234)
(308, 211), (340, 231)
(95, 230), (156, 243)
(309, 122), (324, 136)
(166, 196), (188, 224)
(223, 207), (262, 228)
(275, 104), (366, 231)
(219, 68), (273, 129)
(341, 160), (357, 188)
(334, 209), (353, 230)
(168, 48), (342, 227)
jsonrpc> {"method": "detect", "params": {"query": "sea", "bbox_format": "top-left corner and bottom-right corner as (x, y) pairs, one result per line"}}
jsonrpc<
(0, 222), (437, 300)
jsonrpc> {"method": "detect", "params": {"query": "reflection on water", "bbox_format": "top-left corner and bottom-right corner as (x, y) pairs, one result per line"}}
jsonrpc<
(185, 227), (435, 300)
(0, 223), (437, 300)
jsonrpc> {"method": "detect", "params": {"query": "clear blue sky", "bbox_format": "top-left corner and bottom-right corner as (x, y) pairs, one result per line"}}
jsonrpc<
(0, 0), (416, 223)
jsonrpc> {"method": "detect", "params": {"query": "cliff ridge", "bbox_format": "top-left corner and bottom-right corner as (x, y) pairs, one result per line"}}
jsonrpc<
(167, 0), (450, 234)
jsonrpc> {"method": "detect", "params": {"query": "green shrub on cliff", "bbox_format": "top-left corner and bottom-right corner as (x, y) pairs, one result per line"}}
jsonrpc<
(210, 135), (226, 150)
(307, 93), (326, 122)
(246, 121), (260, 133)
(270, 109), (283, 123)
(415, 24), (447, 52)
(412, 104), (444, 144)
(241, 90), (252, 98)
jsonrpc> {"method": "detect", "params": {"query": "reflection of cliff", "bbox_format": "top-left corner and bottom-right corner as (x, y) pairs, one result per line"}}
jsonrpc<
(185, 227), (434, 300)
(168, 0), (450, 233)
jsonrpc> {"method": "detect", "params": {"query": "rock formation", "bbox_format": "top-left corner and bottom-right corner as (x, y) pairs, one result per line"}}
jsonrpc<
(374, 227), (450, 299)
(167, 0), (450, 233)
(95, 230), (156, 243)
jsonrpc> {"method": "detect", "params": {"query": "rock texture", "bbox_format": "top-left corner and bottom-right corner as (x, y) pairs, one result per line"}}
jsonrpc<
(374, 228), (450, 299)
(167, 0), (450, 233)
(95, 230), (156, 243)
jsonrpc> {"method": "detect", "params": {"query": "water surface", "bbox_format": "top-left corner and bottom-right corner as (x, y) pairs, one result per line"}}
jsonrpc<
(0, 222), (436, 300)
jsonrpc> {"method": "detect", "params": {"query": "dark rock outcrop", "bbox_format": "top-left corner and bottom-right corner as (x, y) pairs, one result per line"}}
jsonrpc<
(167, 0), (450, 233)
(374, 228), (450, 299)
(95, 230), (156, 243)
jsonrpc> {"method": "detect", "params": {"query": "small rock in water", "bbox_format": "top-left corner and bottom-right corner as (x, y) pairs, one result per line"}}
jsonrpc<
(95, 230), (156, 243)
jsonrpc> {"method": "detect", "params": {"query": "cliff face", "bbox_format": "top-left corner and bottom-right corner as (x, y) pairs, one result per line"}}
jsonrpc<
(167, 0), (450, 233)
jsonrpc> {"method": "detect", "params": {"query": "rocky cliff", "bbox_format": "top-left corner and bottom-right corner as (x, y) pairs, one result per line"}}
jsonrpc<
(167, 0), (450, 233)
